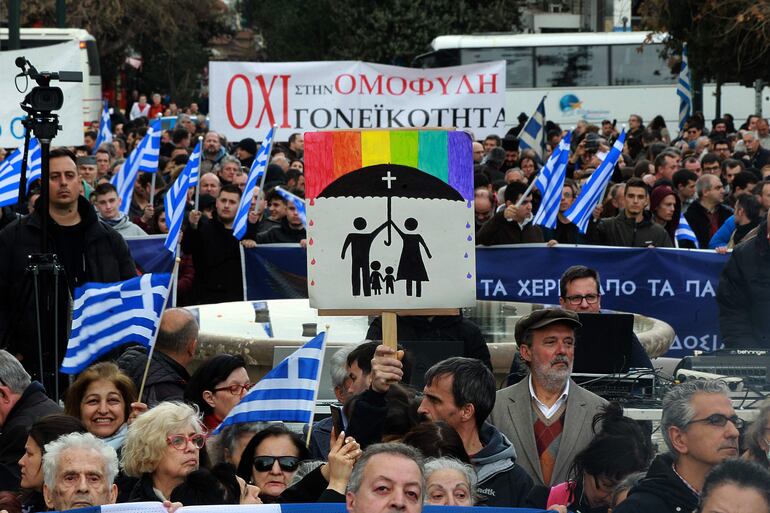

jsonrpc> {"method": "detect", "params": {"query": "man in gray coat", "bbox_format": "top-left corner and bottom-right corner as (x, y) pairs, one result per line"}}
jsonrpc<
(489, 308), (607, 487)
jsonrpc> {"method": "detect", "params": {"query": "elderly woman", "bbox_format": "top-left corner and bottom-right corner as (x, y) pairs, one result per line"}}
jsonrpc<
(185, 354), (251, 431)
(424, 457), (477, 506)
(743, 400), (770, 468)
(18, 415), (86, 513)
(122, 402), (206, 501)
(64, 362), (137, 450)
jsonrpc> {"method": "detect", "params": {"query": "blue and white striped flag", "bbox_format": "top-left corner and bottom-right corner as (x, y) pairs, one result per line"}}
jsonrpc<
(675, 212), (699, 248)
(677, 44), (692, 133)
(212, 331), (327, 435)
(233, 127), (276, 240)
(275, 186), (306, 226)
(0, 138), (42, 207)
(93, 100), (113, 154)
(112, 119), (162, 215)
(532, 132), (571, 229)
(164, 141), (201, 254)
(565, 130), (627, 233)
(518, 96), (546, 160)
(60, 273), (171, 375)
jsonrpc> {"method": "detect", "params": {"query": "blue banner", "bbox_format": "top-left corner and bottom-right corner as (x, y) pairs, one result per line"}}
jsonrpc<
(125, 235), (174, 274)
(239, 244), (728, 358)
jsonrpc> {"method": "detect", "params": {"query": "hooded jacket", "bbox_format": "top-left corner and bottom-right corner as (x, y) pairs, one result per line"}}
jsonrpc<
(116, 345), (190, 407)
(589, 210), (673, 248)
(613, 453), (698, 513)
(472, 423), (535, 507)
(99, 214), (147, 238)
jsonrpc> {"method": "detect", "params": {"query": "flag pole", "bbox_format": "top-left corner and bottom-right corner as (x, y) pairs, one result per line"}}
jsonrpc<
(305, 327), (329, 447)
(171, 244), (181, 307)
(149, 114), (162, 208)
(253, 125), (278, 215)
(194, 136), (203, 211)
(138, 259), (180, 403)
(515, 176), (539, 207)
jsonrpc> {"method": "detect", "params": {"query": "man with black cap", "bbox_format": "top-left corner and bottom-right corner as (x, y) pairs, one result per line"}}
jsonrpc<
(489, 308), (607, 487)
(236, 138), (257, 169)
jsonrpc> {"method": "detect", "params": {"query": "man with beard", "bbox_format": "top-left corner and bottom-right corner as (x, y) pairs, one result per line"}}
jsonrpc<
(489, 309), (607, 487)
(183, 184), (248, 304)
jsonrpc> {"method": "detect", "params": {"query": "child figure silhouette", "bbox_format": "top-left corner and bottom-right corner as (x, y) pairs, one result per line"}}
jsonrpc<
(384, 266), (396, 295)
(370, 261), (384, 295)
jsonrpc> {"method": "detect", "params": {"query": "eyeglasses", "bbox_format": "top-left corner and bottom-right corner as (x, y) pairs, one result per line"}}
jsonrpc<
(253, 456), (301, 472)
(212, 382), (253, 395)
(166, 433), (207, 450)
(686, 413), (744, 430)
(564, 294), (600, 305)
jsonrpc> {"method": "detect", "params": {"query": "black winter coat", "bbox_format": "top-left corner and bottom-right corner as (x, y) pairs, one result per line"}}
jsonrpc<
(255, 218), (306, 244)
(613, 454), (698, 513)
(588, 210), (673, 248)
(0, 382), (62, 491)
(181, 214), (244, 305)
(0, 196), (136, 383)
(684, 201), (733, 250)
(717, 220), (770, 349)
(116, 346), (190, 406)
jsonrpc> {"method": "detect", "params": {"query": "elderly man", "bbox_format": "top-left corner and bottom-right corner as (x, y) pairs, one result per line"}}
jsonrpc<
(489, 309), (607, 487)
(744, 130), (770, 170)
(201, 131), (226, 175)
(42, 432), (118, 510)
(346, 443), (424, 513)
(0, 350), (61, 490)
(685, 174), (732, 249)
(199, 173), (221, 198)
(614, 380), (740, 513)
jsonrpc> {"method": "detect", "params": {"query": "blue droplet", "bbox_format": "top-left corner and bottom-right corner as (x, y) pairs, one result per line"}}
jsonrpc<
(464, 252), (468, 259)
(466, 273), (473, 279)
(466, 200), (472, 208)
(467, 235), (472, 241)
(465, 222), (471, 229)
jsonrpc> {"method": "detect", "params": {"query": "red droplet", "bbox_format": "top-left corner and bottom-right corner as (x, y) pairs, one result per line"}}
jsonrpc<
(309, 238), (314, 246)
(309, 219), (314, 226)
(309, 198), (315, 206)
(311, 258), (316, 265)
(310, 280), (315, 286)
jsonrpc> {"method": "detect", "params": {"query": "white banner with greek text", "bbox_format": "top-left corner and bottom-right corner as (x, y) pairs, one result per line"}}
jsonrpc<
(209, 60), (506, 140)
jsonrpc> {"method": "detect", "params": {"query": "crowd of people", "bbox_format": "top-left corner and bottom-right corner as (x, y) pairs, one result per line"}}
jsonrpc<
(1, 93), (770, 513)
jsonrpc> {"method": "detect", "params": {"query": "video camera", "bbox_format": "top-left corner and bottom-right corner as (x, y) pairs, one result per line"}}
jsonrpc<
(15, 56), (82, 117)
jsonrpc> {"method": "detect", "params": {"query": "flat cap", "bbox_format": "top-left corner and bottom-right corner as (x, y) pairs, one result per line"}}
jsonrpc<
(515, 308), (581, 345)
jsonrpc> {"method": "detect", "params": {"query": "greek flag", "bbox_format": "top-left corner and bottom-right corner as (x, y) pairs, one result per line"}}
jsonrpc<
(677, 44), (692, 132)
(275, 186), (306, 226)
(564, 130), (627, 233)
(212, 332), (327, 435)
(675, 212), (699, 248)
(532, 132), (571, 229)
(164, 141), (201, 254)
(93, 101), (113, 154)
(0, 138), (42, 207)
(233, 127), (276, 240)
(112, 119), (162, 215)
(518, 96), (546, 160)
(60, 273), (171, 375)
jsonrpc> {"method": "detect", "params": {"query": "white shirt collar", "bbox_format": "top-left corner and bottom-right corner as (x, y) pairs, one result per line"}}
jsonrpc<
(528, 374), (570, 419)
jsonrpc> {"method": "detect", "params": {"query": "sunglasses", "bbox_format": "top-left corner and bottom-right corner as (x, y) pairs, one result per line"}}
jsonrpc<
(253, 456), (301, 472)
(166, 433), (207, 450)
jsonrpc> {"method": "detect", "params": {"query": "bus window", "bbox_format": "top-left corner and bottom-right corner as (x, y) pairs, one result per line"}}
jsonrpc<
(85, 40), (101, 76)
(461, 47), (533, 88)
(611, 44), (675, 86)
(412, 49), (460, 68)
(535, 45), (608, 87)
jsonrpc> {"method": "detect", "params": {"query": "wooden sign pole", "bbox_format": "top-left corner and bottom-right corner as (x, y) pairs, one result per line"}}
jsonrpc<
(382, 311), (398, 350)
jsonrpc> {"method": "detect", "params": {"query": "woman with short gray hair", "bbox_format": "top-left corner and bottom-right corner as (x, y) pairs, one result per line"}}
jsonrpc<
(423, 457), (477, 506)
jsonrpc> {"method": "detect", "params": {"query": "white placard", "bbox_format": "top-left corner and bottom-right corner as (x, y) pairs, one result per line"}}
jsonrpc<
(0, 41), (84, 147)
(210, 60), (506, 139)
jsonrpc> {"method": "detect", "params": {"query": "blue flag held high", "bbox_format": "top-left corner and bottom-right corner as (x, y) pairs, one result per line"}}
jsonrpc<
(532, 131), (571, 230)
(677, 44), (692, 133)
(564, 130), (627, 233)
(93, 100), (113, 154)
(675, 212), (699, 248)
(164, 141), (201, 254)
(213, 332), (327, 435)
(60, 273), (171, 375)
(0, 138), (42, 207)
(233, 126), (276, 240)
(112, 119), (162, 216)
(275, 186), (307, 226)
(518, 96), (546, 160)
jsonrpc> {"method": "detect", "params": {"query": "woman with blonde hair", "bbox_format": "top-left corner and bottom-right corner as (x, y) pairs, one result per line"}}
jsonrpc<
(121, 402), (206, 501)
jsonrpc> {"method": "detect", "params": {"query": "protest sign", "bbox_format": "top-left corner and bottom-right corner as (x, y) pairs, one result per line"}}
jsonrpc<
(209, 61), (506, 140)
(304, 129), (477, 311)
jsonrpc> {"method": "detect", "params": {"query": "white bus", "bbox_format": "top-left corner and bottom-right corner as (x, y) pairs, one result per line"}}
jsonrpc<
(1, 28), (102, 126)
(413, 32), (768, 131)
